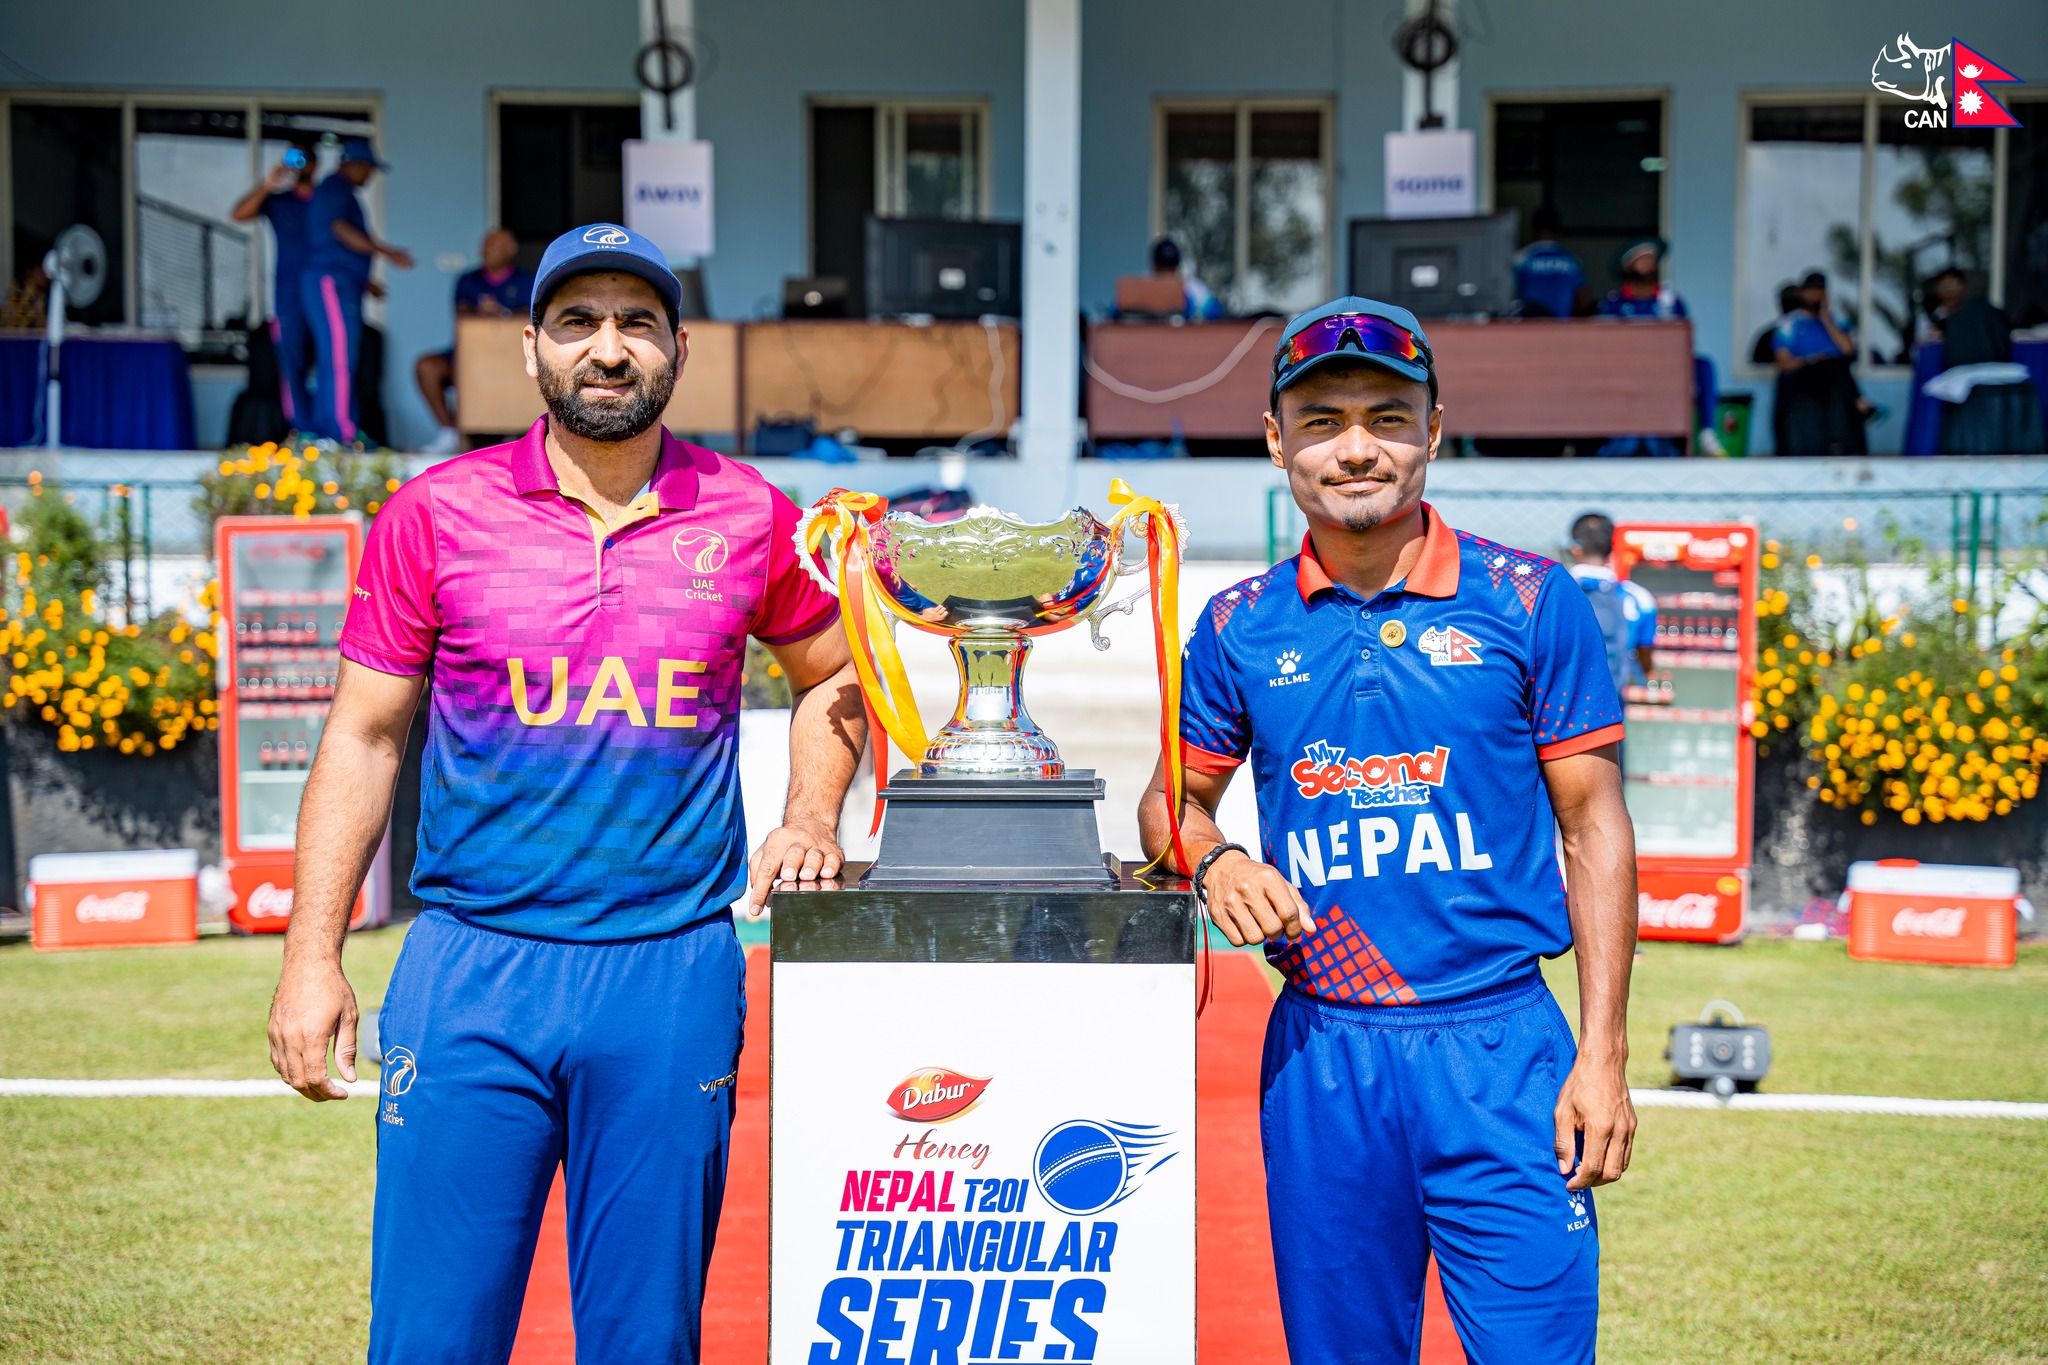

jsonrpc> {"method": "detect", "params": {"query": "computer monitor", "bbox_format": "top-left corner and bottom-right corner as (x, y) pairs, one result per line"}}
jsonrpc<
(865, 217), (1022, 319)
(1347, 211), (1520, 318)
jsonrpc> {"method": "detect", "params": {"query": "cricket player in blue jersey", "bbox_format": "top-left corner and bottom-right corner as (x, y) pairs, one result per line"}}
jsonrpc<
(1139, 297), (1639, 1363)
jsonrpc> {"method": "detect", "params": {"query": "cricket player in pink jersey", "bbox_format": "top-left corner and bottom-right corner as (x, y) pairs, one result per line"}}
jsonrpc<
(267, 223), (866, 1363)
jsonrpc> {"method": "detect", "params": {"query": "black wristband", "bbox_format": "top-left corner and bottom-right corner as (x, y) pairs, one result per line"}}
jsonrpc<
(1191, 842), (1248, 904)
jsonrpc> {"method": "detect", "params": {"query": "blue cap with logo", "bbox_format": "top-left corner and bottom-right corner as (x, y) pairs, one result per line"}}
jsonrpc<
(339, 136), (386, 168)
(1270, 296), (1437, 409)
(531, 223), (683, 329)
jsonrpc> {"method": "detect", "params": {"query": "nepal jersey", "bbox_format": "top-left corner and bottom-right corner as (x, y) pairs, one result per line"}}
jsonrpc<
(340, 419), (837, 941)
(1179, 505), (1624, 1003)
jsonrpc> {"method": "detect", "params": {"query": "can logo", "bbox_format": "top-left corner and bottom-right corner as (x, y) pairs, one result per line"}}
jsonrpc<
(886, 1067), (992, 1124)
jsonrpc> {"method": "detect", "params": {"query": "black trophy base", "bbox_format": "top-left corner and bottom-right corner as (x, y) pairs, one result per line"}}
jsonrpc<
(863, 770), (1116, 887)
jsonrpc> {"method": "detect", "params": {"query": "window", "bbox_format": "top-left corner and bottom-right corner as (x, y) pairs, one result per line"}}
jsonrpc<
(492, 98), (642, 273)
(1490, 96), (1666, 298)
(2007, 98), (2048, 327)
(808, 99), (991, 312)
(1156, 101), (1332, 316)
(1739, 95), (2004, 369)
(1, 92), (378, 361)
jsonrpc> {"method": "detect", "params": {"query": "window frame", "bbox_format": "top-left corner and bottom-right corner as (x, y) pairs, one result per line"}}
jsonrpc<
(1150, 96), (1336, 314)
(803, 94), (994, 273)
(0, 87), (382, 370)
(1733, 88), (2013, 381)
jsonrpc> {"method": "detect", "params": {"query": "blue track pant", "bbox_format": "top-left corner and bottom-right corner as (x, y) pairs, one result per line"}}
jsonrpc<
(301, 270), (362, 444)
(369, 909), (746, 1364)
(1261, 975), (1599, 1364)
(270, 293), (314, 431)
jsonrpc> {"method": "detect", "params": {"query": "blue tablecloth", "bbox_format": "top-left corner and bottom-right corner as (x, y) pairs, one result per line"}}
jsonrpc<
(1905, 337), (2048, 455)
(0, 334), (195, 450)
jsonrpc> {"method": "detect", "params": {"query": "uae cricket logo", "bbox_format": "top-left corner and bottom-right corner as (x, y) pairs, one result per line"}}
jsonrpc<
(1872, 35), (2024, 129)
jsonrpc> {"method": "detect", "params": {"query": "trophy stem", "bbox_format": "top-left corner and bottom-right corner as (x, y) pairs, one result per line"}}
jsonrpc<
(919, 629), (1064, 777)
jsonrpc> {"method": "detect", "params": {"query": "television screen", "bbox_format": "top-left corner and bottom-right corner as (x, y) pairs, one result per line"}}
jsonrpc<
(1348, 211), (1519, 317)
(865, 217), (1022, 319)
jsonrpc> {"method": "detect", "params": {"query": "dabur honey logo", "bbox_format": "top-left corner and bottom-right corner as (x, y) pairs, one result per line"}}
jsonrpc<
(886, 1067), (992, 1124)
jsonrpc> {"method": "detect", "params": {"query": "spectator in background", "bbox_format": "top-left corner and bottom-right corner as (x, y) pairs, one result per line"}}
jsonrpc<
(1566, 513), (1656, 742)
(413, 228), (534, 454)
(1151, 238), (1223, 321)
(1773, 270), (1868, 455)
(1752, 283), (1804, 365)
(1596, 239), (1723, 456)
(1513, 207), (1588, 318)
(231, 138), (318, 432)
(1920, 268), (2043, 454)
(303, 137), (412, 445)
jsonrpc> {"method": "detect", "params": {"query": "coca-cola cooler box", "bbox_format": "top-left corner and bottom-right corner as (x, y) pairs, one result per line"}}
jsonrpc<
(27, 849), (200, 951)
(1845, 860), (2024, 968)
(1637, 864), (1746, 943)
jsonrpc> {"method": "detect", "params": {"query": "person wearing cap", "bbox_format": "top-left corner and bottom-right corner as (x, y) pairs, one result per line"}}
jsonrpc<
(230, 136), (319, 432)
(267, 222), (864, 1361)
(302, 136), (413, 444)
(1773, 270), (1870, 455)
(1597, 239), (1723, 456)
(1136, 297), (1638, 1364)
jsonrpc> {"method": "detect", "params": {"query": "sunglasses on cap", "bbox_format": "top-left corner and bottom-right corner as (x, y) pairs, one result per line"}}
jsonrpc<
(1275, 313), (1431, 378)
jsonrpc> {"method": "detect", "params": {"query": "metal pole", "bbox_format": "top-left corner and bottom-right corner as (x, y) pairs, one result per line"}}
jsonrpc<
(1989, 492), (2002, 626)
(1966, 491), (1981, 628)
(142, 484), (153, 622)
(120, 486), (133, 625)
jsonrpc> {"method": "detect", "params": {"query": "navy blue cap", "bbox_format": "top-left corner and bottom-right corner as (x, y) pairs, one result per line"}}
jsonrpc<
(531, 223), (683, 329)
(1270, 296), (1436, 409)
(339, 137), (386, 168)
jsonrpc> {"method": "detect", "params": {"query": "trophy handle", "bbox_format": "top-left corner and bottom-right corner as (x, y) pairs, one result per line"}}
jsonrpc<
(1085, 584), (1146, 651)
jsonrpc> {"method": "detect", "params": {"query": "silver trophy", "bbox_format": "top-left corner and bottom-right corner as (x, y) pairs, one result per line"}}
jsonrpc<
(802, 500), (1185, 779)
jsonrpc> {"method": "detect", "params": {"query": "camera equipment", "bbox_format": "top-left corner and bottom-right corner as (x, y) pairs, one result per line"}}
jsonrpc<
(1665, 999), (1771, 1098)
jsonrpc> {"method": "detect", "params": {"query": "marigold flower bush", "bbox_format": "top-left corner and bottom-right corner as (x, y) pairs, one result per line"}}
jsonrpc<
(0, 479), (219, 755)
(196, 440), (403, 523)
(1763, 538), (2048, 826)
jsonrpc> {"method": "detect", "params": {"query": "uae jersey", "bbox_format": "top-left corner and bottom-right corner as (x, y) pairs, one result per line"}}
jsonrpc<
(1180, 505), (1624, 1003)
(340, 419), (837, 941)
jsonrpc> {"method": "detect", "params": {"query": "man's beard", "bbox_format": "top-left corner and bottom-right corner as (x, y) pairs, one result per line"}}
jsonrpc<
(536, 350), (676, 443)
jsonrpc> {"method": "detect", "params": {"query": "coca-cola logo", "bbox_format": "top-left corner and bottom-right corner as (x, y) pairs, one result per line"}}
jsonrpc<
(246, 882), (294, 919)
(75, 890), (150, 922)
(1892, 905), (1968, 938)
(886, 1067), (992, 1124)
(1639, 891), (1720, 929)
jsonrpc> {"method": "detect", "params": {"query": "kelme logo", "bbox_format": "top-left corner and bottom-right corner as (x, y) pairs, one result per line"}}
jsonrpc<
(886, 1067), (992, 1124)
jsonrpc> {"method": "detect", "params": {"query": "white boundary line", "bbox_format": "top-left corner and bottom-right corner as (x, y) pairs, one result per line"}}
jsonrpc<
(1, 1078), (2044, 1118)
(1627, 1088), (2048, 1120)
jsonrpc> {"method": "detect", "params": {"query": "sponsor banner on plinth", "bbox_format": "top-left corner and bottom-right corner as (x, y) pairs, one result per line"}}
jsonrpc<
(772, 961), (1195, 1365)
(1637, 865), (1746, 943)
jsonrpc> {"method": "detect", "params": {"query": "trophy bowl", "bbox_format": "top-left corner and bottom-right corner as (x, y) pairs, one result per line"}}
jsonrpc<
(865, 505), (1139, 777)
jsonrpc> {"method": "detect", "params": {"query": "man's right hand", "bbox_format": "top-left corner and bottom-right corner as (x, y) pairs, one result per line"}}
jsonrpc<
(265, 161), (295, 191)
(1201, 849), (1317, 946)
(268, 959), (360, 1101)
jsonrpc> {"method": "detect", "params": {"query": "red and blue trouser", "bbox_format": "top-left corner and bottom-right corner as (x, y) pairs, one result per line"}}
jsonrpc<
(1261, 974), (1599, 1364)
(300, 270), (362, 444)
(368, 908), (746, 1365)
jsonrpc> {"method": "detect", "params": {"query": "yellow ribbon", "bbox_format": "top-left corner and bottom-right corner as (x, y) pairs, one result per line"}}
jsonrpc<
(1105, 478), (1190, 878)
(802, 491), (931, 774)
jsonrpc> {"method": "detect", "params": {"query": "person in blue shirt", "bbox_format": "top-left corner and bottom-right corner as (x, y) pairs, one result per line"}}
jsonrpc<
(230, 139), (318, 431)
(414, 228), (535, 453)
(302, 137), (413, 444)
(1513, 207), (1588, 318)
(1152, 237), (1223, 321)
(1138, 297), (1638, 1365)
(1566, 512), (1657, 777)
(1772, 270), (1869, 455)
(1597, 238), (1722, 456)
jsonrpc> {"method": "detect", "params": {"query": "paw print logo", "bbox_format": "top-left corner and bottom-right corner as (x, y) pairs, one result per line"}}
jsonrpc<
(1276, 650), (1302, 676)
(1567, 1190), (1587, 1220)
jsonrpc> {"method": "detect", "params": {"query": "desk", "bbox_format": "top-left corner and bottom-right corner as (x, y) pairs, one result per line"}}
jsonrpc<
(1904, 338), (2048, 455)
(740, 318), (1019, 440)
(1085, 318), (1694, 442)
(454, 316), (741, 438)
(0, 332), (195, 450)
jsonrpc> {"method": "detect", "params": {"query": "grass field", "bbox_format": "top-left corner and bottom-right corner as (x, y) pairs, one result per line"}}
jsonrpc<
(1, 929), (2045, 1362)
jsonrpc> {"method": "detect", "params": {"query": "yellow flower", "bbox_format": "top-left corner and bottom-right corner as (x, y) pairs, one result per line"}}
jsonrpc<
(1806, 554), (1822, 568)
(1761, 553), (1779, 569)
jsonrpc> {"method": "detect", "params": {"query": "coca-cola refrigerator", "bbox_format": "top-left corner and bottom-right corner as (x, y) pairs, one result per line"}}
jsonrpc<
(215, 516), (387, 934)
(1611, 522), (1759, 943)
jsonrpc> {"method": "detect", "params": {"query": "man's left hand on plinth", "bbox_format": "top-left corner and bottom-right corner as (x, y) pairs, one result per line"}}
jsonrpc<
(745, 816), (844, 917)
(1554, 1052), (1636, 1191)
